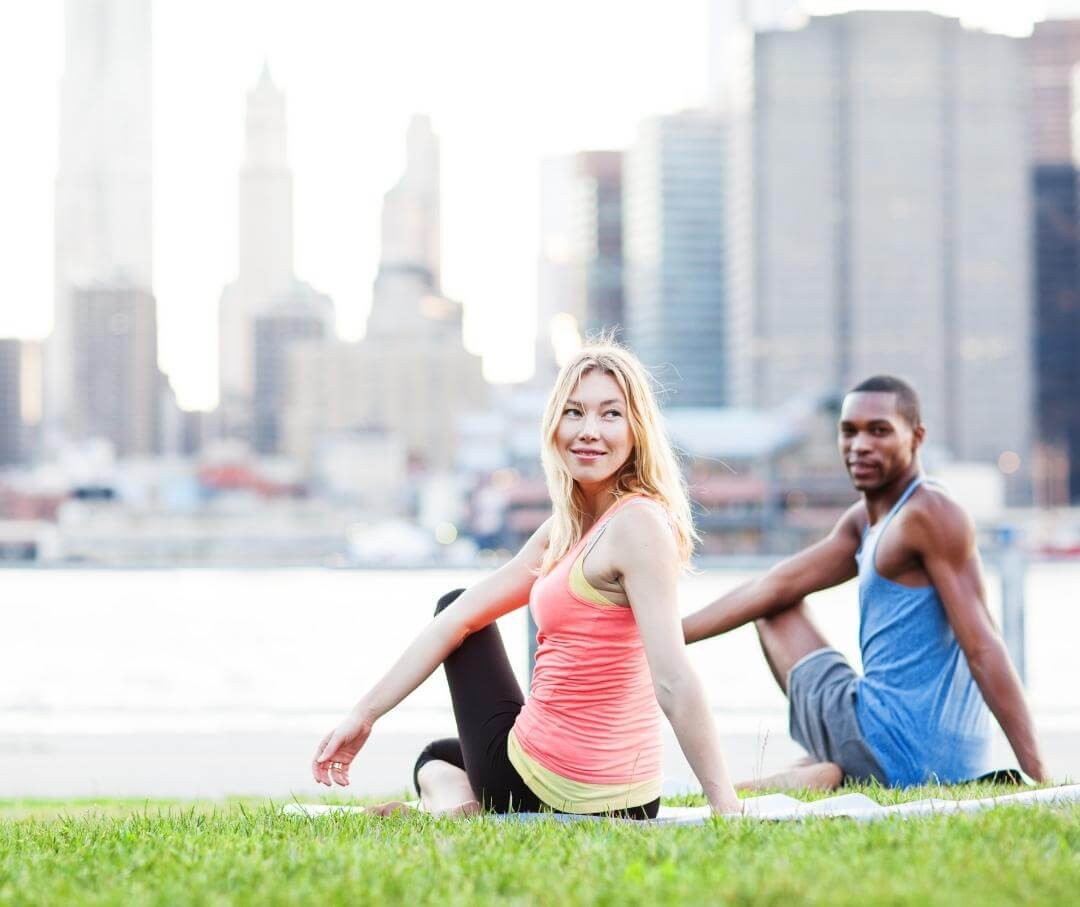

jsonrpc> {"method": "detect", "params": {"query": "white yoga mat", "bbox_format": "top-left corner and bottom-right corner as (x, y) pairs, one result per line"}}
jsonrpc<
(283, 784), (1080, 824)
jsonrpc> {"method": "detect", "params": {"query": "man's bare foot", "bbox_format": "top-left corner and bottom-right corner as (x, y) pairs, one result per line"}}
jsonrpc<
(736, 759), (844, 792)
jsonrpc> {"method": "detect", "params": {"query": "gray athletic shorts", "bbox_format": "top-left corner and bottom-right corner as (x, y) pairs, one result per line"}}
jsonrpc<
(787, 648), (888, 784)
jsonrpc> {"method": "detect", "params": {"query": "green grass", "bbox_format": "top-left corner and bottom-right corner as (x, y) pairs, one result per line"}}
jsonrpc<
(1, 784), (1078, 906)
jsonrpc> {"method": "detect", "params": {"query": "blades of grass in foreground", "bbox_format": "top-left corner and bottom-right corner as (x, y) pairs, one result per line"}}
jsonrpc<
(0, 786), (1077, 906)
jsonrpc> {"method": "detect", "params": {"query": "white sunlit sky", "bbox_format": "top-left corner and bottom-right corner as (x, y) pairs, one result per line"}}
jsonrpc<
(0, 1), (1065, 410)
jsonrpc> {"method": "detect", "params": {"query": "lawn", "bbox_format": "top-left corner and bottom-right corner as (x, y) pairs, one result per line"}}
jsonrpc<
(1, 783), (1078, 906)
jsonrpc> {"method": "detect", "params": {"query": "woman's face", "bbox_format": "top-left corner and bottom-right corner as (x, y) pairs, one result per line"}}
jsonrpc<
(555, 370), (634, 489)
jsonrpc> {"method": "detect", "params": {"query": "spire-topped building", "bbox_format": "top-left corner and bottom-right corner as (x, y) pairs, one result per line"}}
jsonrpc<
(283, 116), (486, 472)
(218, 65), (333, 438)
(366, 115), (452, 338)
(51, 0), (154, 439)
(238, 64), (294, 306)
(378, 114), (440, 287)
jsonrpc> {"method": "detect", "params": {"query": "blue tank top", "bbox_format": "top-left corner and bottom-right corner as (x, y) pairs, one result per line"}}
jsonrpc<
(854, 477), (992, 786)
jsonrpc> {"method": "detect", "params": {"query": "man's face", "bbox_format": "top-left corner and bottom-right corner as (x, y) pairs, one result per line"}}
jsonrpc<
(838, 392), (924, 492)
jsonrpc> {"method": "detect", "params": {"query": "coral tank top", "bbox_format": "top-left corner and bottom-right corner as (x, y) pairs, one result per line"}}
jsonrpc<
(507, 495), (664, 813)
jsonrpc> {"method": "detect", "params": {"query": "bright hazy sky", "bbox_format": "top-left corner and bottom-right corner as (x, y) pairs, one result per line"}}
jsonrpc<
(0, 1), (1058, 409)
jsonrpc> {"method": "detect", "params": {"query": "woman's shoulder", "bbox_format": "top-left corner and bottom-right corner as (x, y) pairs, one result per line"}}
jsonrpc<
(618, 494), (672, 522)
(607, 496), (676, 547)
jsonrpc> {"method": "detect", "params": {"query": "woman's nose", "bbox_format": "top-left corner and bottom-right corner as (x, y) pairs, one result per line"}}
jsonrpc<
(578, 414), (600, 439)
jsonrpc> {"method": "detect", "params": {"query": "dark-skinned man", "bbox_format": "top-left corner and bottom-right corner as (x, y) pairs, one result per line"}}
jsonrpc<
(683, 375), (1047, 790)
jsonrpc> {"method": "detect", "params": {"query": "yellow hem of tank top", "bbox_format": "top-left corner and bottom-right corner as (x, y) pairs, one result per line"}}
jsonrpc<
(506, 728), (662, 814)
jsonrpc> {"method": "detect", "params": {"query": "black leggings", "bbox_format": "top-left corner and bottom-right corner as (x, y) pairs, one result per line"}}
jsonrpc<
(412, 589), (660, 820)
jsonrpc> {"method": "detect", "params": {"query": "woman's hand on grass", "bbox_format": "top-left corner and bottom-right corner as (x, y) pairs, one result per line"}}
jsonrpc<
(311, 707), (374, 787)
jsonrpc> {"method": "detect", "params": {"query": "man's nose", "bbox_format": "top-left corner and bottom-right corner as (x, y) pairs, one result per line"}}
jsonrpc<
(851, 431), (873, 452)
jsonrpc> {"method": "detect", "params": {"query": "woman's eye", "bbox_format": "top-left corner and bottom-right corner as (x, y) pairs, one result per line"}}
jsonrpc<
(564, 408), (581, 417)
(605, 410), (622, 418)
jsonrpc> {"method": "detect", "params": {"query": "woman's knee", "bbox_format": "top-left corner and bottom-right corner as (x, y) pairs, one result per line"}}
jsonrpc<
(434, 588), (466, 617)
(413, 737), (464, 795)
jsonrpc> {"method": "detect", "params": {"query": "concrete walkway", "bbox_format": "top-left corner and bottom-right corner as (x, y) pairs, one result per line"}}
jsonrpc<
(2, 719), (1076, 800)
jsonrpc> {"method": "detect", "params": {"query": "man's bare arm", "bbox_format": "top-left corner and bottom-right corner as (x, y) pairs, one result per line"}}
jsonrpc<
(912, 497), (1048, 782)
(683, 504), (864, 644)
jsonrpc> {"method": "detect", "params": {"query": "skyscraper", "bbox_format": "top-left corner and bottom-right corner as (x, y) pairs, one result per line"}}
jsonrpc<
(535, 151), (625, 383)
(1028, 19), (1080, 503)
(0, 340), (25, 466)
(754, 12), (1031, 487)
(218, 65), (334, 437)
(366, 115), (444, 338)
(70, 286), (163, 458)
(706, 0), (772, 410)
(573, 152), (625, 338)
(51, 0), (153, 441)
(535, 156), (578, 386)
(624, 112), (737, 407)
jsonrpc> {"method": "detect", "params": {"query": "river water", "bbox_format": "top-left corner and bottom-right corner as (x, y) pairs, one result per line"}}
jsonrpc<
(2, 564), (1076, 727)
(0, 565), (1076, 796)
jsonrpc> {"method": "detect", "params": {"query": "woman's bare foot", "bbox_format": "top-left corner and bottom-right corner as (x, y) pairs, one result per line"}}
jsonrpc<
(364, 801), (417, 816)
(363, 798), (480, 818)
(417, 758), (483, 817)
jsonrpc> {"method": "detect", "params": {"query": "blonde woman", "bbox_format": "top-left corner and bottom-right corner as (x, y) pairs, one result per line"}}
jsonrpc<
(312, 342), (741, 819)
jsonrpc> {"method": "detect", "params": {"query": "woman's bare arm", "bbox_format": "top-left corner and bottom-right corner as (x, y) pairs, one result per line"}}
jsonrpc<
(609, 506), (741, 814)
(312, 519), (550, 786)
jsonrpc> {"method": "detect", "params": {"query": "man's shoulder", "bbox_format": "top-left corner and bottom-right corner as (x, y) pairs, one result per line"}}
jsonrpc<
(835, 499), (869, 539)
(902, 481), (975, 550)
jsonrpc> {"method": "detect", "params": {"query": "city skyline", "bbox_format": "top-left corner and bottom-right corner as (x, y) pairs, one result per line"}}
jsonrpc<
(0, 1), (1058, 410)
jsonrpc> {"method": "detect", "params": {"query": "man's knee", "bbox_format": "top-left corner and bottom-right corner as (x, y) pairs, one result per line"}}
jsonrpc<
(434, 588), (466, 617)
(753, 599), (809, 638)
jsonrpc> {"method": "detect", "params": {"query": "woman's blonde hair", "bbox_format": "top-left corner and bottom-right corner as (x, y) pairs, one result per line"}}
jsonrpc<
(538, 339), (698, 575)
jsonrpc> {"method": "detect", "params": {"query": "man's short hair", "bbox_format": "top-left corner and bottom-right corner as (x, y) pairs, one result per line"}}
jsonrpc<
(848, 375), (922, 427)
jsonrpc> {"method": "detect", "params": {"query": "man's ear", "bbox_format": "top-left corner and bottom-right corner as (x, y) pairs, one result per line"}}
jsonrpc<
(911, 423), (926, 453)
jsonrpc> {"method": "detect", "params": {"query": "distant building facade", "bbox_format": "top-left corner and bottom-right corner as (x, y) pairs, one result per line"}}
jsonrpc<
(1028, 19), (1080, 503)
(284, 338), (487, 472)
(624, 111), (739, 407)
(754, 12), (1032, 491)
(253, 295), (331, 454)
(70, 285), (163, 457)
